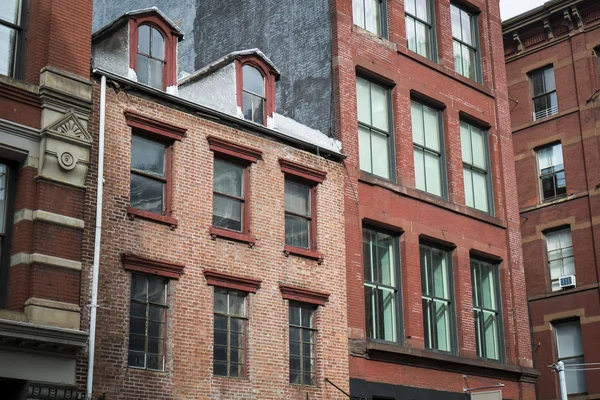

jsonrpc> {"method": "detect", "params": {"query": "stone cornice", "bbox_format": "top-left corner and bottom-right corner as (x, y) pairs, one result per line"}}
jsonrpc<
(207, 136), (263, 163)
(203, 270), (262, 293)
(279, 284), (330, 306)
(279, 159), (327, 184)
(122, 253), (185, 279)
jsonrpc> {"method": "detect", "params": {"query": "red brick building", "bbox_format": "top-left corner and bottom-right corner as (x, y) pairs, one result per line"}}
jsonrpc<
(503, 1), (600, 398)
(332, 0), (537, 398)
(0, 0), (92, 398)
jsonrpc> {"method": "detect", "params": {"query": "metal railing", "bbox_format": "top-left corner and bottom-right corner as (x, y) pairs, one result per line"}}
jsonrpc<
(533, 105), (559, 121)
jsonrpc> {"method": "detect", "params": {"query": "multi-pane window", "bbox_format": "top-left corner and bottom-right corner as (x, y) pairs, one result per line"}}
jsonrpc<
(213, 288), (246, 377)
(461, 121), (491, 213)
(545, 228), (575, 292)
(471, 259), (501, 361)
(0, 0), (24, 78)
(363, 228), (399, 343)
(285, 179), (312, 249)
(405, 0), (434, 60)
(128, 274), (167, 370)
(530, 66), (558, 121)
(0, 162), (15, 308)
(130, 135), (168, 215)
(421, 244), (453, 353)
(357, 77), (392, 179)
(352, 0), (386, 37)
(555, 320), (587, 395)
(242, 65), (265, 124)
(412, 100), (444, 197)
(537, 143), (566, 201)
(137, 25), (165, 90)
(213, 159), (245, 232)
(289, 303), (316, 386)
(451, 5), (480, 82)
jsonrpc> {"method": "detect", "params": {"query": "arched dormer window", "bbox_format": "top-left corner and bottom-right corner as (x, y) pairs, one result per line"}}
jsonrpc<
(242, 65), (265, 124)
(137, 24), (165, 90)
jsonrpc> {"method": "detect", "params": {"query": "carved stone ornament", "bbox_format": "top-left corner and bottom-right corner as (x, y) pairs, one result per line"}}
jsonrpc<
(58, 150), (77, 171)
(44, 109), (92, 145)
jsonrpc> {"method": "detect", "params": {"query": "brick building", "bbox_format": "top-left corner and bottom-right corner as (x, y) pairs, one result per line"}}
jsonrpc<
(503, 1), (600, 398)
(0, 0), (93, 398)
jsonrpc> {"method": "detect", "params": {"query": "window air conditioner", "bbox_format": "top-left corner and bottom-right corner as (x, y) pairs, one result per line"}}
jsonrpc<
(559, 275), (576, 289)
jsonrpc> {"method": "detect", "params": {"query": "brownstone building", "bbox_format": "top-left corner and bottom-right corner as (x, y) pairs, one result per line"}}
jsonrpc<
(503, 1), (600, 398)
(0, 0), (93, 398)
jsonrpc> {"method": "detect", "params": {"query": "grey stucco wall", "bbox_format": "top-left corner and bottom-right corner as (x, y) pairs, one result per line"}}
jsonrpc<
(93, 23), (130, 78)
(178, 63), (238, 115)
(92, 0), (334, 136)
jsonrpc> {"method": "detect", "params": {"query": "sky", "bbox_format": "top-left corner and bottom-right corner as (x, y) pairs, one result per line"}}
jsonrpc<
(500, 0), (546, 21)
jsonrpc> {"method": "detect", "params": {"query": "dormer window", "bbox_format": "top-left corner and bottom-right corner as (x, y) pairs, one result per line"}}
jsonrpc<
(137, 25), (165, 90)
(242, 65), (265, 124)
(235, 56), (278, 126)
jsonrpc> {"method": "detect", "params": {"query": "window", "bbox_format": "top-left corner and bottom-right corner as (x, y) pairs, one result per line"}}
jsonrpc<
(545, 228), (574, 292)
(128, 274), (167, 370)
(213, 288), (246, 377)
(471, 258), (501, 360)
(242, 65), (265, 124)
(363, 228), (399, 343)
(554, 320), (587, 395)
(461, 121), (491, 213)
(285, 179), (312, 249)
(0, 0), (25, 78)
(0, 162), (16, 309)
(411, 100), (444, 197)
(357, 77), (393, 180)
(529, 66), (558, 121)
(137, 24), (165, 90)
(289, 303), (316, 386)
(537, 143), (566, 201)
(421, 244), (454, 353)
(213, 159), (246, 232)
(130, 135), (169, 215)
(352, 0), (386, 36)
(451, 4), (480, 82)
(405, 0), (435, 60)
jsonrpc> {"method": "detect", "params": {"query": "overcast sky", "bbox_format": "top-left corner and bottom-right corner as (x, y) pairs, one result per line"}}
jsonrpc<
(500, 0), (546, 20)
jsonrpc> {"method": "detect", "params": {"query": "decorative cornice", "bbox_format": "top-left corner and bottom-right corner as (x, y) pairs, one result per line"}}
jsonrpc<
(122, 253), (185, 279)
(279, 284), (330, 306)
(207, 136), (263, 163)
(279, 159), (327, 184)
(124, 110), (187, 141)
(203, 269), (261, 293)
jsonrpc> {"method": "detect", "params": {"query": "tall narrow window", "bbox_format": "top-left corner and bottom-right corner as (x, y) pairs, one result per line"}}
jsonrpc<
(352, 0), (386, 36)
(0, 0), (24, 78)
(285, 179), (312, 249)
(357, 77), (392, 179)
(130, 135), (168, 215)
(137, 25), (165, 90)
(537, 143), (566, 201)
(529, 66), (558, 121)
(363, 228), (399, 343)
(545, 228), (575, 292)
(0, 162), (15, 309)
(213, 288), (246, 377)
(555, 320), (587, 395)
(412, 100), (444, 197)
(451, 5), (480, 82)
(128, 274), (167, 370)
(242, 65), (265, 124)
(461, 121), (491, 213)
(471, 258), (501, 360)
(213, 159), (245, 232)
(421, 244), (454, 353)
(289, 303), (316, 386)
(405, 0), (434, 60)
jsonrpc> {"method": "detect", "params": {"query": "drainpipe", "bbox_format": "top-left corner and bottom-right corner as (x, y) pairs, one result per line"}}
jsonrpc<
(87, 74), (107, 399)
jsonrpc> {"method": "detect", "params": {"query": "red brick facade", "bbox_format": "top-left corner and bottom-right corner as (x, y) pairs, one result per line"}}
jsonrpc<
(331, 0), (536, 397)
(504, 1), (600, 398)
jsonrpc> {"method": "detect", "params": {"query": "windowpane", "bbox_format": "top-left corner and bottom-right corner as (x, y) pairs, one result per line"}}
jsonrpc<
(136, 54), (149, 87)
(130, 173), (164, 214)
(414, 148), (426, 192)
(423, 106), (439, 151)
(411, 102), (425, 146)
(151, 28), (164, 60)
(364, 0), (380, 34)
(564, 357), (588, 395)
(483, 311), (499, 359)
(289, 304), (316, 385)
(371, 131), (390, 178)
(0, 1), (20, 24)
(415, 21), (430, 58)
(352, 0), (365, 29)
(242, 91), (264, 124)
(149, 59), (163, 90)
(148, 279), (167, 305)
(472, 260), (501, 360)
(406, 17), (416, 53)
(453, 41), (463, 75)
(460, 10), (473, 45)
(415, 0), (428, 20)
(460, 123), (472, 164)
(371, 84), (389, 131)
(471, 128), (485, 169)
(473, 171), (489, 212)
(555, 320), (587, 394)
(132, 135), (165, 176)
(0, 164), (8, 234)
(138, 25), (150, 54)
(214, 159), (244, 197)
(462, 45), (476, 81)
(434, 299), (451, 352)
(0, 25), (17, 77)
(131, 275), (147, 301)
(357, 78), (371, 125)
(405, 0), (416, 16)
(450, 5), (461, 38)
(243, 65), (264, 95)
(424, 151), (442, 196)
(285, 214), (309, 249)
(359, 126), (372, 176)
(285, 180), (310, 216)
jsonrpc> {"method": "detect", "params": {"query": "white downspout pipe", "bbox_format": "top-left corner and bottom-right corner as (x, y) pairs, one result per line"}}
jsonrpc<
(87, 74), (107, 399)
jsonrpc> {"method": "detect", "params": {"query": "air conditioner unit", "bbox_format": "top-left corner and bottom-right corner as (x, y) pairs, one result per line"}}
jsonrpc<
(559, 275), (576, 289)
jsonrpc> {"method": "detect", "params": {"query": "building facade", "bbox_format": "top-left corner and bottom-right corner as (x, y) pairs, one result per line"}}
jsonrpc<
(0, 0), (93, 398)
(503, 1), (600, 398)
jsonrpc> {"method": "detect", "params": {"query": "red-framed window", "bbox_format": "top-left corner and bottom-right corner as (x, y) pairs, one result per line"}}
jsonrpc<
(279, 159), (326, 263)
(129, 13), (180, 90)
(208, 136), (262, 245)
(235, 57), (277, 125)
(125, 111), (187, 227)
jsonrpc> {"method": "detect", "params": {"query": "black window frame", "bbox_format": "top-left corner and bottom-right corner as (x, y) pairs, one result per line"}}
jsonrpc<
(471, 257), (504, 362)
(450, 3), (482, 83)
(353, 0), (388, 38)
(536, 142), (566, 202)
(289, 302), (317, 386)
(213, 287), (248, 378)
(460, 119), (494, 214)
(529, 65), (558, 121)
(363, 226), (402, 345)
(0, 160), (17, 309)
(404, 0), (437, 61)
(0, 0), (27, 80)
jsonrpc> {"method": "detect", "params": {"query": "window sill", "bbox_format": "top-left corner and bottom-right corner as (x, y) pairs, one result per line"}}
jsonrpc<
(519, 191), (587, 214)
(127, 207), (178, 229)
(512, 107), (579, 134)
(209, 226), (256, 247)
(283, 245), (324, 264)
